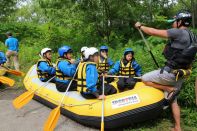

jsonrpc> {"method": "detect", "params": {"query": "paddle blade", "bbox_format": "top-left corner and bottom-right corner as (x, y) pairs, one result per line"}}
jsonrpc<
(0, 76), (15, 87)
(12, 91), (34, 109)
(101, 122), (104, 131)
(7, 70), (25, 76)
(44, 106), (61, 131)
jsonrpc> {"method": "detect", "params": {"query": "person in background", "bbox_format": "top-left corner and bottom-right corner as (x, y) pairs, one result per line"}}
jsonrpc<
(55, 46), (77, 92)
(36, 48), (55, 82)
(135, 11), (196, 131)
(97, 45), (114, 74)
(0, 51), (7, 66)
(76, 47), (117, 99)
(5, 32), (20, 71)
(108, 48), (142, 91)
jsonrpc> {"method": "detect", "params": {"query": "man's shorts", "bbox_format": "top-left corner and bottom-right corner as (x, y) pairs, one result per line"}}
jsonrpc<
(142, 69), (176, 86)
(142, 69), (178, 102)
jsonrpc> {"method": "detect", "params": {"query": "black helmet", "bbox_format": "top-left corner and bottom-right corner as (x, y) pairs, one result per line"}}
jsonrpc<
(167, 11), (192, 26)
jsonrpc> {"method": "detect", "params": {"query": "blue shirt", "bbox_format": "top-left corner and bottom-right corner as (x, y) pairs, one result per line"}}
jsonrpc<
(5, 37), (19, 52)
(0, 52), (7, 65)
(38, 61), (56, 81)
(86, 64), (98, 93)
(108, 59), (142, 77)
(56, 60), (77, 84)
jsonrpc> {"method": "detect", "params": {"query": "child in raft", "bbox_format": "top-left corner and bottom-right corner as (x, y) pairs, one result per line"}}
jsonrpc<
(80, 46), (88, 61)
(76, 47), (117, 99)
(55, 45), (77, 92)
(97, 45), (114, 74)
(75, 46), (88, 64)
(0, 51), (7, 66)
(108, 48), (142, 91)
(36, 48), (56, 82)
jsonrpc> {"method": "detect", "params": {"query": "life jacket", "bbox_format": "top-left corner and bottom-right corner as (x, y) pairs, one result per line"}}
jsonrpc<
(118, 59), (135, 76)
(37, 59), (54, 79)
(163, 29), (197, 69)
(55, 58), (72, 80)
(77, 62), (97, 93)
(97, 56), (109, 73)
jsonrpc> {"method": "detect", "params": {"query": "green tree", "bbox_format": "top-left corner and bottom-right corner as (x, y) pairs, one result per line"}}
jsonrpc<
(0, 0), (17, 21)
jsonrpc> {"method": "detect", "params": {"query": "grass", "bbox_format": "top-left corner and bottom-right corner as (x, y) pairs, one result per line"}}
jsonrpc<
(125, 107), (197, 131)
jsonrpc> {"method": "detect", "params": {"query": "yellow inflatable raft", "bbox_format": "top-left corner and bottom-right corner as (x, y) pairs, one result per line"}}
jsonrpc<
(24, 65), (165, 129)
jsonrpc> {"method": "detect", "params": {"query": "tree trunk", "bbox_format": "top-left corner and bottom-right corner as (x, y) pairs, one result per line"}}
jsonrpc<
(191, 0), (195, 28)
(195, 1), (197, 27)
(195, 77), (197, 106)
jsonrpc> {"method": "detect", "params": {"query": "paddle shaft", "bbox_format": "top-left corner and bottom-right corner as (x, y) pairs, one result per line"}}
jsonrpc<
(101, 75), (105, 131)
(106, 75), (141, 79)
(138, 29), (159, 68)
(35, 76), (56, 93)
(43, 65), (79, 131)
(58, 65), (79, 106)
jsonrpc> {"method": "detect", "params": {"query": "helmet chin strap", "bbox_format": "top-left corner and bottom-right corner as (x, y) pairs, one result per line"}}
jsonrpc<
(177, 20), (184, 28)
(39, 54), (43, 59)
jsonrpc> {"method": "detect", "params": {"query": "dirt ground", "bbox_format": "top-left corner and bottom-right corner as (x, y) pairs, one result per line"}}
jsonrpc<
(0, 88), (98, 131)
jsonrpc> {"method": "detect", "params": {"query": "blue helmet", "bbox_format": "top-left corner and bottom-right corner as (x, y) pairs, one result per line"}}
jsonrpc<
(124, 48), (134, 56)
(58, 46), (72, 57)
(100, 46), (108, 51)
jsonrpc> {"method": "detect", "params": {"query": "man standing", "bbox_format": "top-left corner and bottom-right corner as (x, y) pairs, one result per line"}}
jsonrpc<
(135, 11), (196, 131)
(5, 32), (20, 71)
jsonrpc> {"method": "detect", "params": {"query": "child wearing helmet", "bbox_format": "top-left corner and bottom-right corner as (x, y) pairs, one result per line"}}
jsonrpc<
(76, 47), (117, 99)
(36, 48), (56, 82)
(108, 48), (142, 91)
(76, 46), (88, 64)
(80, 46), (88, 61)
(97, 45), (114, 74)
(55, 46), (77, 92)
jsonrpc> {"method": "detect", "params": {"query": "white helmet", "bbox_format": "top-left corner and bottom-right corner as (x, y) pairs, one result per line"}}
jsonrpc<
(81, 46), (88, 52)
(40, 48), (52, 57)
(84, 47), (98, 59)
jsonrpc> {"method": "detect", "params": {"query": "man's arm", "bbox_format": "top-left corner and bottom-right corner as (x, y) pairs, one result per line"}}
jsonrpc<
(135, 22), (168, 38)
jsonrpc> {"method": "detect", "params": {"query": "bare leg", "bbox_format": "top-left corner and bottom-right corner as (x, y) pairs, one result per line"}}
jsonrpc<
(6, 51), (11, 67)
(195, 78), (197, 106)
(143, 81), (174, 92)
(13, 53), (19, 71)
(171, 101), (181, 131)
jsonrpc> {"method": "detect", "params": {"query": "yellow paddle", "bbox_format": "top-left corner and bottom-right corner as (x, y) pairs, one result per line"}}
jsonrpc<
(2, 66), (25, 76)
(101, 75), (105, 131)
(13, 76), (55, 109)
(0, 76), (15, 87)
(43, 65), (79, 131)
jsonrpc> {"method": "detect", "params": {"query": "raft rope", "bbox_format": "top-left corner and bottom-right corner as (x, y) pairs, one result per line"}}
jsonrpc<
(35, 91), (100, 107)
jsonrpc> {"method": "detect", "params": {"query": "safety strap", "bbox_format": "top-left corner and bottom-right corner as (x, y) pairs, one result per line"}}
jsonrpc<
(185, 29), (197, 46)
